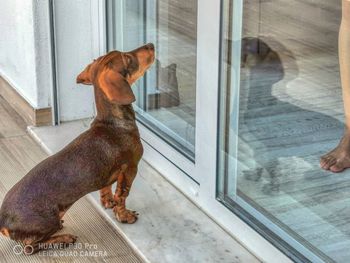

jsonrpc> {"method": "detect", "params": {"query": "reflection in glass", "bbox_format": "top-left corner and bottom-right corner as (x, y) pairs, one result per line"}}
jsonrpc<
(107, 0), (197, 159)
(219, 0), (348, 261)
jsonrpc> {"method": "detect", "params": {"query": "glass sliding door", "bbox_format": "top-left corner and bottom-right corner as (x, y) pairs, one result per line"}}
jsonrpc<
(218, 0), (348, 262)
(107, 0), (197, 160)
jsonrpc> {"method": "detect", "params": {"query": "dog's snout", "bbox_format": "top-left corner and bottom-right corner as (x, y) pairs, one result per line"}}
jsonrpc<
(146, 43), (154, 50)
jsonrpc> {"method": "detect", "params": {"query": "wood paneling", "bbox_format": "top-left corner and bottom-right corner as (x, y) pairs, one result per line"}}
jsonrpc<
(0, 76), (52, 127)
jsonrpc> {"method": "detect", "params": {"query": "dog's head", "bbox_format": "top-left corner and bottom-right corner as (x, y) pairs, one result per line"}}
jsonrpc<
(77, 43), (155, 105)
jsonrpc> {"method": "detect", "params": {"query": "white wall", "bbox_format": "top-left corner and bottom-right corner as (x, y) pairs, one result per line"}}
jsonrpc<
(0, 0), (103, 119)
(53, 0), (103, 121)
(0, 0), (52, 109)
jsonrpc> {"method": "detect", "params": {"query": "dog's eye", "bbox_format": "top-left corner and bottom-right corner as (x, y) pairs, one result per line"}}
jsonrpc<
(120, 69), (129, 77)
(124, 54), (139, 73)
(124, 54), (132, 66)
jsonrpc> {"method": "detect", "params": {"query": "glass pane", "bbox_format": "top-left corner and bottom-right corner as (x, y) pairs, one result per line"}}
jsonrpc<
(107, 0), (197, 159)
(219, 0), (349, 261)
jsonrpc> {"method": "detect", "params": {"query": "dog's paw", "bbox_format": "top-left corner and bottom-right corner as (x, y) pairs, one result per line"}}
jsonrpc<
(59, 220), (64, 230)
(65, 234), (78, 244)
(100, 197), (116, 209)
(114, 208), (139, 224)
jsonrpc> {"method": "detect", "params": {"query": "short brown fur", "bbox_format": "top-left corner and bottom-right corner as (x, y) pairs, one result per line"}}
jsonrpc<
(0, 43), (155, 253)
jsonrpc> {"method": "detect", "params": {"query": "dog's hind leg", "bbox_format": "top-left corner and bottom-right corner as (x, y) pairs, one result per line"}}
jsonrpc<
(113, 166), (138, 224)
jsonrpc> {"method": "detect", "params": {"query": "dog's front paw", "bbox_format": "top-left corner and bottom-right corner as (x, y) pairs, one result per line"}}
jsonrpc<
(114, 208), (139, 224)
(59, 220), (64, 230)
(58, 234), (78, 245)
(100, 196), (116, 209)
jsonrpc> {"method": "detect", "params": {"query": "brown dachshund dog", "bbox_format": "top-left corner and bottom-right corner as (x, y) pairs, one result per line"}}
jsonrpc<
(0, 43), (155, 254)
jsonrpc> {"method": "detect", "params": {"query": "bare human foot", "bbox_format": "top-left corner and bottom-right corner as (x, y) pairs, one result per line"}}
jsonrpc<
(320, 130), (350, 173)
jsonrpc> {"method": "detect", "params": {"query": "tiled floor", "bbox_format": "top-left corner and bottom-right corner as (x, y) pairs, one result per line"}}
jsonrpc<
(0, 96), (144, 263)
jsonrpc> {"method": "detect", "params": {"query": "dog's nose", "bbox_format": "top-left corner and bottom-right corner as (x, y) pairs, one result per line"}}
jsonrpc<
(146, 43), (154, 50)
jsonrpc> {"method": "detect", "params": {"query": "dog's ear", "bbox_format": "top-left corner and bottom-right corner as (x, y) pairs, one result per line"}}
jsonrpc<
(97, 68), (135, 105)
(76, 63), (93, 85)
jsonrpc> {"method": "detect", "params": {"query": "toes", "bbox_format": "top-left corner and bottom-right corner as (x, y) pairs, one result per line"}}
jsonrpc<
(320, 149), (336, 160)
(101, 199), (116, 209)
(115, 210), (138, 224)
(128, 218), (137, 224)
(330, 164), (345, 173)
(105, 202), (116, 209)
(329, 159), (350, 173)
(131, 211), (139, 216)
(321, 156), (337, 170)
(322, 157), (350, 173)
(320, 159), (329, 168)
(67, 234), (78, 243)
(121, 217), (137, 224)
(127, 214), (138, 224)
(326, 158), (337, 169)
(320, 154), (332, 168)
(320, 155), (330, 167)
(59, 219), (65, 230)
(60, 235), (78, 247)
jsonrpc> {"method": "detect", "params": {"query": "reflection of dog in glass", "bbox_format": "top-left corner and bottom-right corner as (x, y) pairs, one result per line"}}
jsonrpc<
(239, 37), (343, 194)
(148, 59), (180, 110)
(241, 37), (282, 72)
